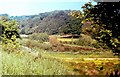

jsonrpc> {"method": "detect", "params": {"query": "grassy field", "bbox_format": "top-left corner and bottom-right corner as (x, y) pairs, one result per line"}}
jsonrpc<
(2, 49), (68, 75)
(1, 35), (120, 75)
(2, 47), (120, 75)
(42, 50), (119, 59)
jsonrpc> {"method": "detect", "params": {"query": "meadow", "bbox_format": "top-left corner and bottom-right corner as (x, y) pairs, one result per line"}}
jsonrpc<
(1, 34), (120, 76)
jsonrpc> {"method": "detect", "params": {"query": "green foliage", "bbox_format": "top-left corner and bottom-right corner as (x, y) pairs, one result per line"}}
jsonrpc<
(0, 17), (20, 52)
(81, 2), (94, 19)
(82, 2), (120, 54)
(2, 36), (20, 52)
(60, 11), (82, 35)
(74, 34), (109, 49)
(29, 33), (49, 43)
(61, 18), (81, 35)
(74, 34), (96, 47)
(69, 10), (83, 19)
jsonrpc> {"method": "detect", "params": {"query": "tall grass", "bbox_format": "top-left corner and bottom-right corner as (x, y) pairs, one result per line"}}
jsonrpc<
(2, 51), (68, 75)
(0, 46), (2, 76)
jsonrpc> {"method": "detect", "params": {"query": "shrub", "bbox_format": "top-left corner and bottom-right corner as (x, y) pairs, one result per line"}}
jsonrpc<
(74, 34), (96, 47)
(92, 42), (109, 49)
(29, 33), (49, 43)
(26, 39), (52, 50)
(73, 34), (109, 49)
(49, 36), (60, 46)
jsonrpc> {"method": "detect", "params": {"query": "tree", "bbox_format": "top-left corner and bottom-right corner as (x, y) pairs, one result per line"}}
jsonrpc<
(60, 11), (82, 44)
(60, 11), (82, 35)
(82, 2), (120, 54)
(61, 17), (81, 35)
(0, 16), (21, 52)
(81, 2), (94, 34)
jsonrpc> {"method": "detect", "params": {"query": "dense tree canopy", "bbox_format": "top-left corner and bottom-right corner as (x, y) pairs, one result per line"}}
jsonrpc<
(60, 16), (82, 35)
(82, 2), (120, 54)
(11, 10), (72, 35)
(9, 10), (83, 35)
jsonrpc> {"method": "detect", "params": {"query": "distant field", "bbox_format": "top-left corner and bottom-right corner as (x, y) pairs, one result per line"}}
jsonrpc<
(41, 50), (119, 59)
(57, 34), (96, 46)
(51, 34), (79, 42)
(57, 37), (79, 42)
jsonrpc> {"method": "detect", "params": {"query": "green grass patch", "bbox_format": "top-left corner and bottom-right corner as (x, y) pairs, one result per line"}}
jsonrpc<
(42, 50), (119, 59)
(2, 50), (68, 75)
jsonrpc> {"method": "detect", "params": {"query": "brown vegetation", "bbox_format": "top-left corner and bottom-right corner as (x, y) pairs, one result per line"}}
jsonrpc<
(49, 36), (61, 46)
(49, 36), (99, 52)
(26, 39), (52, 50)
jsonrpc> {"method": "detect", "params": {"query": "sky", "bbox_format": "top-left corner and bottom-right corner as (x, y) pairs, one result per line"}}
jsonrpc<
(0, 0), (97, 16)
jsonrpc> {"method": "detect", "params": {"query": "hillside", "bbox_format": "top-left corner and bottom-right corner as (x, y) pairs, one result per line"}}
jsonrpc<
(11, 10), (77, 35)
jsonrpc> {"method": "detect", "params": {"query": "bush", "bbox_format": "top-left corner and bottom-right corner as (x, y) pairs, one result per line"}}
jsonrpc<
(74, 34), (96, 47)
(93, 42), (111, 50)
(26, 39), (52, 50)
(75, 39), (109, 49)
(73, 34), (109, 49)
(29, 33), (49, 43)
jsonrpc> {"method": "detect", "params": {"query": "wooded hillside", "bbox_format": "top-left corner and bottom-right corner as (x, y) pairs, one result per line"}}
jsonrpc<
(10, 10), (82, 35)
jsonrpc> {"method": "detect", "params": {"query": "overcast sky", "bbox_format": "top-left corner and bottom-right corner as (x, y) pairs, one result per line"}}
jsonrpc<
(0, 0), (96, 16)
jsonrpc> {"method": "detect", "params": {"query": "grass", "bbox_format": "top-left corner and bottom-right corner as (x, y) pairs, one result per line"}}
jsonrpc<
(1, 45), (120, 75)
(37, 49), (120, 75)
(19, 38), (29, 46)
(0, 46), (2, 76)
(2, 49), (68, 75)
(1, 37), (120, 75)
(42, 50), (119, 58)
